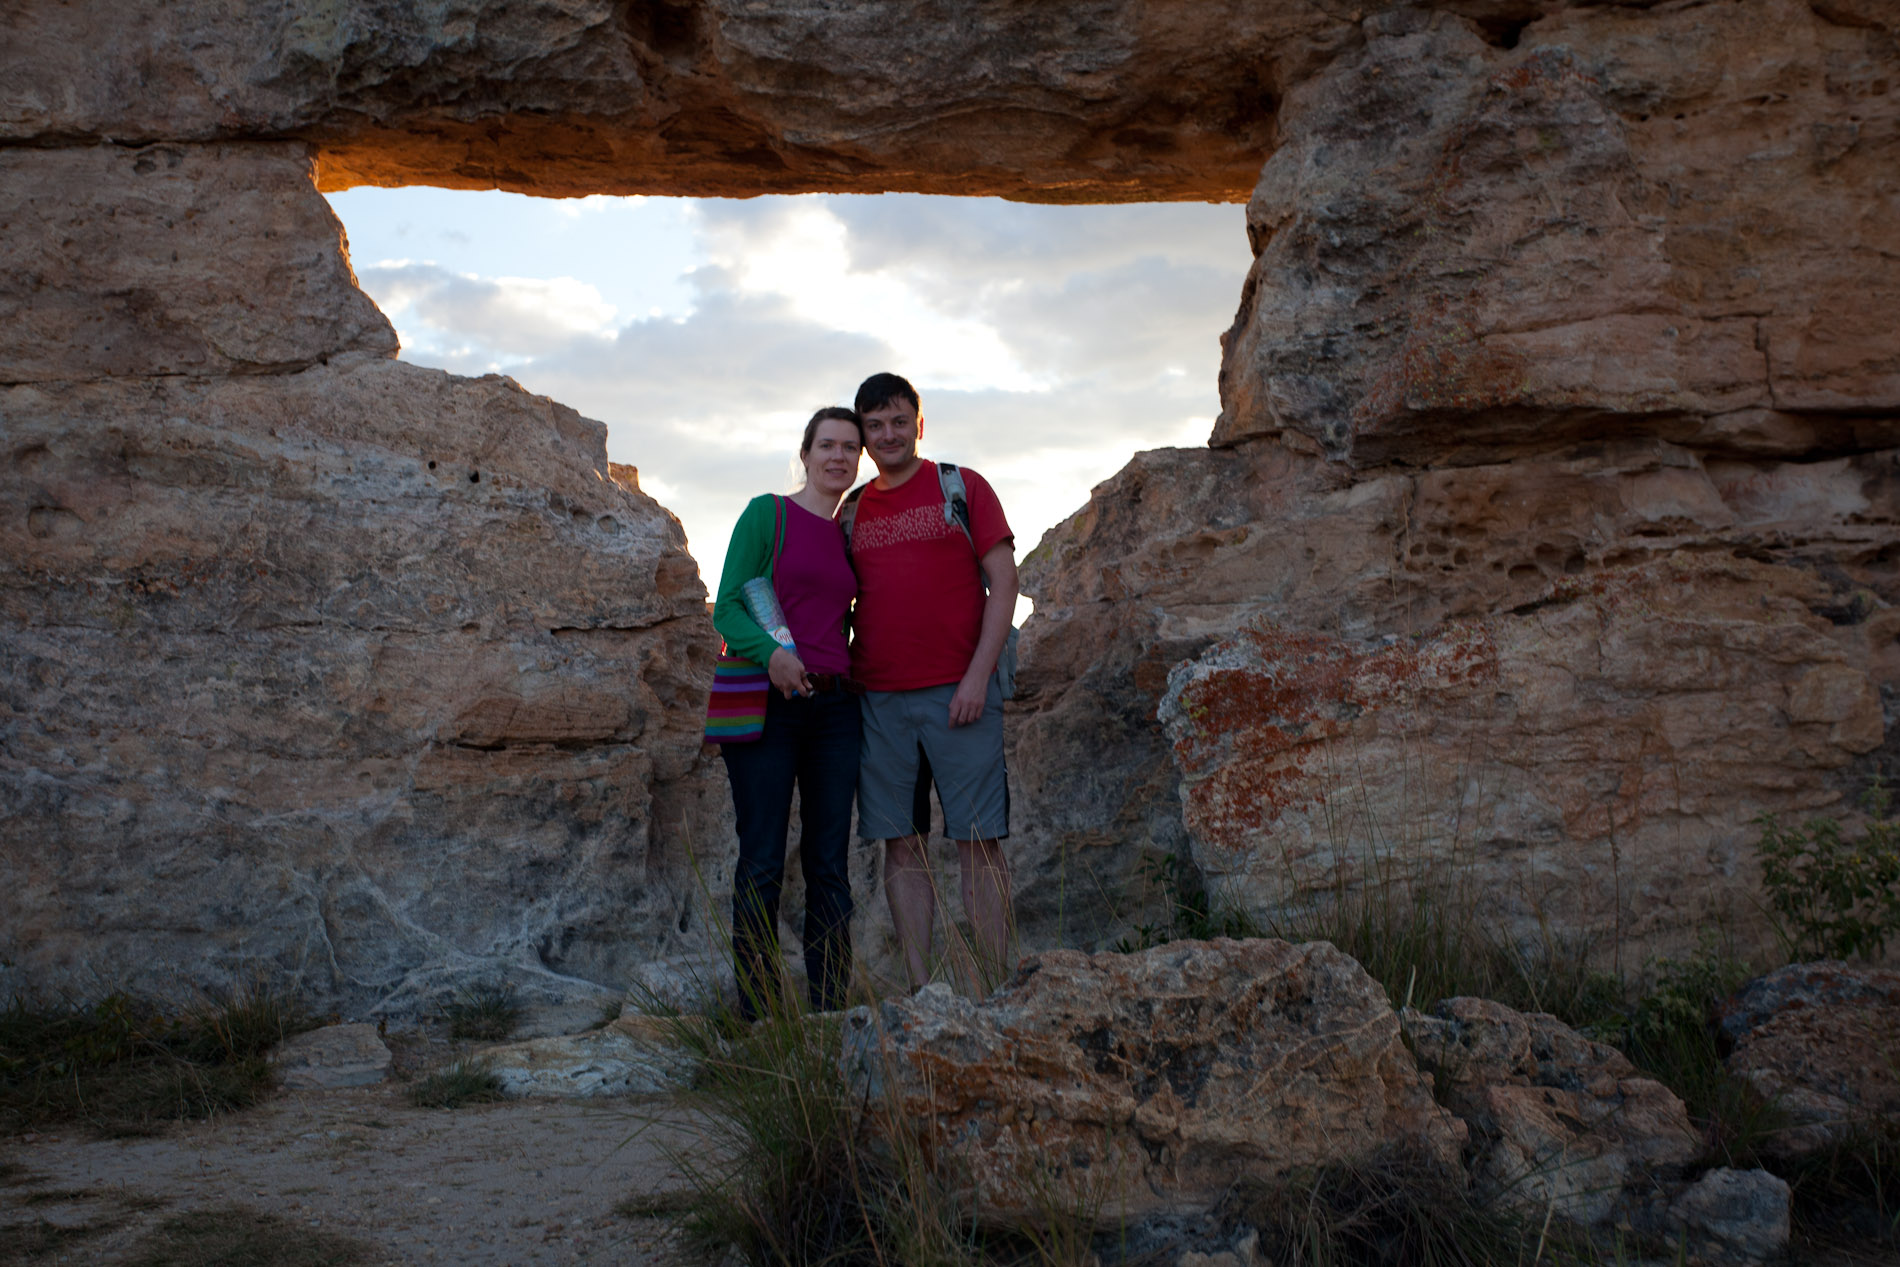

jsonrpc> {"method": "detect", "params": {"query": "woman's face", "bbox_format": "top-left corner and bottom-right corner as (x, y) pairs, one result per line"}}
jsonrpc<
(802, 418), (862, 498)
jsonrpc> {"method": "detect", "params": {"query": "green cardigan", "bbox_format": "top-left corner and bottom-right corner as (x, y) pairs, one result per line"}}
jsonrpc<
(711, 494), (786, 667)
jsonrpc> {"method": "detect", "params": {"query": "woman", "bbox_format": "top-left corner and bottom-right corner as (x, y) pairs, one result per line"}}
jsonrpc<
(711, 406), (864, 1017)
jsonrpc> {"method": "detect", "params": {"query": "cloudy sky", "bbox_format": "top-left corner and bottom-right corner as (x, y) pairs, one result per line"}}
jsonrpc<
(322, 188), (1249, 609)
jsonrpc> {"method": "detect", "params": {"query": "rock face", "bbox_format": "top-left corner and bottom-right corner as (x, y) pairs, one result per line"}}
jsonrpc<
(5, 0), (1899, 1009)
(1010, 0), (1900, 959)
(480, 1017), (695, 1098)
(0, 0), (1359, 203)
(1404, 997), (1701, 1226)
(0, 142), (728, 1019)
(842, 939), (1463, 1226)
(1720, 961), (1900, 1156)
(271, 1022), (394, 1090)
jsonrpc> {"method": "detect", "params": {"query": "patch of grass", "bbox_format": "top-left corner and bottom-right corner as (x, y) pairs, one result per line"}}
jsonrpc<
(0, 1159), (41, 1185)
(1783, 1126), (1900, 1263)
(653, 985), (1101, 1267)
(0, 1215), (111, 1261)
(1112, 849), (1265, 953)
(1605, 942), (1791, 1168)
(614, 1188), (699, 1219)
(0, 981), (315, 1135)
(442, 981), (521, 1041)
(21, 1187), (104, 1205)
(126, 1205), (372, 1267)
(408, 1058), (505, 1109)
(1232, 1150), (1614, 1267)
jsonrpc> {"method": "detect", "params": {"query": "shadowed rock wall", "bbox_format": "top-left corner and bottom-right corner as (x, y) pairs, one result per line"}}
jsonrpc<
(1, 142), (727, 1023)
(5, 1), (1898, 1011)
(0, 0), (1357, 203)
(1010, 0), (1900, 959)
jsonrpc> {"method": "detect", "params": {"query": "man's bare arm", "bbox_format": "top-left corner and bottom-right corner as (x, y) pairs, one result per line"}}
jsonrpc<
(948, 542), (1019, 727)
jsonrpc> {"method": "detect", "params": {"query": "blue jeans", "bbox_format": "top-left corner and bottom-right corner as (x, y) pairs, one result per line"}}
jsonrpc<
(720, 684), (861, 1015)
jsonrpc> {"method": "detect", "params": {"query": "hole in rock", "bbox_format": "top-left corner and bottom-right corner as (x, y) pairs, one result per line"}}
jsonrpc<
(325, 188), (1251, 619)
(1474, 17), (1534, 50)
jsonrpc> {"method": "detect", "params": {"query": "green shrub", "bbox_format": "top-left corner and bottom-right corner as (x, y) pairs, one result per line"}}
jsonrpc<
(1756, 781), (1900, 961)
(1112, 850), (1263, 953)
(408, 1058), (505, 1109)
(442, 981), (522, 1041)
(1233, 1150), (1609, 1267)
(1612, 941), (1783, 1168)
(0, 982), (314, 1135)
(127, 1206), (371, 1266)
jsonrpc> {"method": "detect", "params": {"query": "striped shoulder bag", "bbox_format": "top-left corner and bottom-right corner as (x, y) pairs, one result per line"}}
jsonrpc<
(704, 495), (785, 744)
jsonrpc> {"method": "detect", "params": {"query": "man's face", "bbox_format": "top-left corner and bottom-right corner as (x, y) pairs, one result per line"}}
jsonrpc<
(860, 398), (922, 476)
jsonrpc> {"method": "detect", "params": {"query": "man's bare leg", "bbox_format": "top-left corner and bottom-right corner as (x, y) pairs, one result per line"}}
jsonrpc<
(957, 837), (1014, 992)
(884, 833), (937, 989)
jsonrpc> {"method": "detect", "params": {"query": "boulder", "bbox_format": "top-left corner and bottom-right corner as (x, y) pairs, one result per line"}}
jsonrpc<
(1404, 997), (1701, 1227)
(1014, 0), (1900, 963)
(0, 140), (730, 1018)
(842, 938), (1463, 1227)
(479, 1018), (695, 1098)
(272, 1022), (392, 1090)
(1667, 1167), (1792, 1265)
(1720, 961), (1900, 1157)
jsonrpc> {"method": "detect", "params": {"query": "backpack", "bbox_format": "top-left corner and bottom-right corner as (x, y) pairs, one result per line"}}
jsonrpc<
(839, 462), (1020, 700)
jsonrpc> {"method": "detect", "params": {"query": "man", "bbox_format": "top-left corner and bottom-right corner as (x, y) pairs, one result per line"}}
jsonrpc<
(845, 371), (1018, 989)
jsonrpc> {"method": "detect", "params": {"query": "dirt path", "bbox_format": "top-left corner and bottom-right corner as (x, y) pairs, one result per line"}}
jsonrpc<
(0, 1081), (713, 1265)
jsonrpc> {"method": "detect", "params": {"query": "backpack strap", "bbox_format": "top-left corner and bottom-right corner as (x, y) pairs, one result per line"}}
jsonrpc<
(937, 462), (974, 547)
(840, 463), (975, 554)
(837, 481), (870, 553)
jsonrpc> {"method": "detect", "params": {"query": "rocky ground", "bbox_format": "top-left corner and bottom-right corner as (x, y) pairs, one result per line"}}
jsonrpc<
(0, 1050), (708, 1266)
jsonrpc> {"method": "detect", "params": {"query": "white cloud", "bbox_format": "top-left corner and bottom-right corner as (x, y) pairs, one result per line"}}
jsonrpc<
(359, 263), (619, 361)
(333, 191), (1250, 595)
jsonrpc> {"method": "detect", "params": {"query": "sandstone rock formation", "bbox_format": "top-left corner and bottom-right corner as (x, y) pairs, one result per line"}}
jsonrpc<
(1010, 0), (1900, 959)
(0, 0), (1359, 203)
(480, 1016), (695, 1097)
(270, 1022), (394, 1091)
(1719, 961), (1900, 1156)
(0, 141), (728, 1022)
(1668, 1167), (1793, 1266)
(1404, 997), (1701, 1226)
(5, 0), (1898, 1011)
(841, 938), (1463, 1226)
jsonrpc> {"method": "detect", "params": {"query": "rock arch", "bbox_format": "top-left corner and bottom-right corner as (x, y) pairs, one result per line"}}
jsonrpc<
(4, 0), (1897, 1019)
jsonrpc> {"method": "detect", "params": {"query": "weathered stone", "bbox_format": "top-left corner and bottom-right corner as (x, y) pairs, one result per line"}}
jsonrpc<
(842, 939), (1463, 1227)
(480, 1018), (694, 1098)
(271, 1022), (392, 1090)
(1218, 0), (1900, 460)
(0, 0), (1359, 203)
(1667, 1167), (1792, 1265)
(1404, 997), (1701, 1226)
(0, 142), (730, 1017)
(4, 0), (1899, 1021)
(1719, 962), (1900, 1157)
(0, 143), (395, 383)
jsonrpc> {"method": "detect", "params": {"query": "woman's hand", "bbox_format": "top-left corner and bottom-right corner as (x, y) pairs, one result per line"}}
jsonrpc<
(768, 647), (813, 699)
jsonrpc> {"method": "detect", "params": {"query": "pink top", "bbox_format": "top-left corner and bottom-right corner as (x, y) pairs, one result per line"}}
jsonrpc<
(777, 499), (857, 675)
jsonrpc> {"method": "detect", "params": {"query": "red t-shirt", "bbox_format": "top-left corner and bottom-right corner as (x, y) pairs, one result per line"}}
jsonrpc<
(848, 461), (1013, 691)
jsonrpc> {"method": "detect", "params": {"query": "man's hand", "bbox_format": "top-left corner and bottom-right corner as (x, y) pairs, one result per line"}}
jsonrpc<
(767, 647), (812, 699)
(947, 670), (988, 727)
(947, 540), (1018, 727)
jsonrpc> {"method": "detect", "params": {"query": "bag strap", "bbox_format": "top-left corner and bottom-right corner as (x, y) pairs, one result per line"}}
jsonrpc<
(765, 492), (787, 578)
(936, 462), (974, 548)
(837, 482), (868, 553)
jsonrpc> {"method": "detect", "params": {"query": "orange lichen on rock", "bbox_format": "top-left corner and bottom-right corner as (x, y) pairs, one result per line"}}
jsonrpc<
(1161, 622), (1498, 855)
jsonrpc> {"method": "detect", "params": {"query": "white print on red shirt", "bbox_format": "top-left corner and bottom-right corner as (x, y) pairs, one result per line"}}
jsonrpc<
(850, 503), (959, 553)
